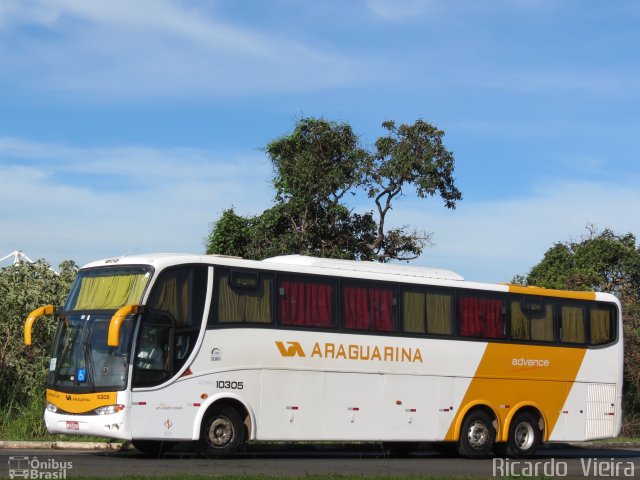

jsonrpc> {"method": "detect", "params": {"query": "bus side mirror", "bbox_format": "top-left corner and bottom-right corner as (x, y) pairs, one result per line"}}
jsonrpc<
(108, 304), (140, 347)
(24, 305), (55, 345)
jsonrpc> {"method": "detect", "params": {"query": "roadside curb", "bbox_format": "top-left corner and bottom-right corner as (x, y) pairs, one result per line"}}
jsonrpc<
(0, 441), (126, 451)
(567, 442), (640, 449)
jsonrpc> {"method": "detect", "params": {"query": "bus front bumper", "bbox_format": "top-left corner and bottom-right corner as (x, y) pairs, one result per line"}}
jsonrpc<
(44, 409), (131, 440)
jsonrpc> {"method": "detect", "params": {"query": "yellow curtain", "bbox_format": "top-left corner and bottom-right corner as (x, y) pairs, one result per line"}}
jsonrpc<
(75, 274), (148, 310)
(510, 301), (530, 340)
(590, 307), (611, 345)
(426, 292), (452, 335)
(402, 291), (426, 333)
(530, 305), (554, 342)
(150, 273), (191, 326)
(561, 305), (585, 343)
(217, 274), (271, 323)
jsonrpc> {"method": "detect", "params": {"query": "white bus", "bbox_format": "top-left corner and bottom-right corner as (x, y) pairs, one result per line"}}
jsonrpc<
(25, 253), (623, 458)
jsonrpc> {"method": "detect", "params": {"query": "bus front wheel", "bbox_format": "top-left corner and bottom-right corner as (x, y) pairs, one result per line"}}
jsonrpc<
(199, 406), (244, 457)
(457, 410), (496, 458)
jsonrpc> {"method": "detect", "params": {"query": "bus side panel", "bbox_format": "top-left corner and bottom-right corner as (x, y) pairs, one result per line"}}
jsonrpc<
(131, 384), (201, 440)
(552, 344), (623, 442)
(321, 372), (383, 440)
(550, 382), (584, 441)
(381, 374), (440, 441)
(258, 370), (324, 440)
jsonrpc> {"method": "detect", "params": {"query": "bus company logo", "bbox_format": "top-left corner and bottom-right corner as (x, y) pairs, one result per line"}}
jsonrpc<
(275, 341), (306, 357)
(64, 394), (89, 402)
(211, 348), (222, 362)
(8, 456), (73, 479)
(275, 341), (423, 363)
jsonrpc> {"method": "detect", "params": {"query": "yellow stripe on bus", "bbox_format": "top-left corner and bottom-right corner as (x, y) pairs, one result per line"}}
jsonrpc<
(507, 285), (596, 301)
(46, 389), (117, 414)
(445, 343), (587, 442)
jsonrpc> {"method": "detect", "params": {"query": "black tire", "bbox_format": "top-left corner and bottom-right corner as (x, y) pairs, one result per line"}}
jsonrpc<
(383, 441), (419, 457)
(457, 410), (496, 458)
(505, 411), (541, 458)
(199, 406), (244, 457)
(131, 440), (174, 456)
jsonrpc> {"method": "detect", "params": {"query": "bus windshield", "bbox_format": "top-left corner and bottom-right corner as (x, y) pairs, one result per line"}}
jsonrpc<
(64, 266), (152, 311)
(48, 314), (134, 391)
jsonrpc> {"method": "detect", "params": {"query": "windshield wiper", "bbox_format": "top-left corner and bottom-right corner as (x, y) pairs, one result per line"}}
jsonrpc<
(83, 339), (96, 392)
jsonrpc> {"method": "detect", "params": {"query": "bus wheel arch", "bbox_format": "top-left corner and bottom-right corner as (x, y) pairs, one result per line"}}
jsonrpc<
(457, 405), (498, 458)
(197, 397), (252, 456)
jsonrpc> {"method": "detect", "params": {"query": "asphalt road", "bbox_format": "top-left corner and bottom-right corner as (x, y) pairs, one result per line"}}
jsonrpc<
(2, 444), (639, 479)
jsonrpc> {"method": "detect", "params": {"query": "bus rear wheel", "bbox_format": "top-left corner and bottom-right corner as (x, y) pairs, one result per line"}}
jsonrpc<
(199, 406), (244, 457)
(458, 410), (496, 458)
(505, 411), (541, 458)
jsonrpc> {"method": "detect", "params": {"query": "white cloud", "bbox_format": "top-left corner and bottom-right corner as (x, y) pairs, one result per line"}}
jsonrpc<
(389, 180), (640, 284)
(0, 137), (274, 267)
(0, 0), (358, 100)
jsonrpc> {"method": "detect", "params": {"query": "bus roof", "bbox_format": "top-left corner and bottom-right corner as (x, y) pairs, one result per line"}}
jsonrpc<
(262, 255), (464, 281)
(82, 253), (463, 282)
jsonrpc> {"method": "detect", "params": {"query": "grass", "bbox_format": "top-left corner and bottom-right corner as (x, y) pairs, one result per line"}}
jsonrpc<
(0, 395), (111, 442)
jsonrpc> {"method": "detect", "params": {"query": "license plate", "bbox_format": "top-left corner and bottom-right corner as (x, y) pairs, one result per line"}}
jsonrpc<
(66, 421), (79, 430)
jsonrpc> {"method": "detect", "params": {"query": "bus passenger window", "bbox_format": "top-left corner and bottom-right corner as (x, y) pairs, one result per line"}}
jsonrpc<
(147, 267), (207, 327)
(590, 305), (614, 345)
(214, 270), (272, 324)
(560, 303), (586, 344)
(278, 276), (334, 328)
(402, 289), (452, 335)
(510, 297), (555, 342)
(343, 284), (396, 332)
(402, 290), (426, 333)
(458, 294), (506, 339)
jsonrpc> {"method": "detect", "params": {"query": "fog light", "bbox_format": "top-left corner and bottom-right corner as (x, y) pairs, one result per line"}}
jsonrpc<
(46, 402), (58, 413)
(94, 404), (125, 415)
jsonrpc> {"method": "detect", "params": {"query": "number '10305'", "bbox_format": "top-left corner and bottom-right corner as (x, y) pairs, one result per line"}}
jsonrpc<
(216, 380), (243, 390)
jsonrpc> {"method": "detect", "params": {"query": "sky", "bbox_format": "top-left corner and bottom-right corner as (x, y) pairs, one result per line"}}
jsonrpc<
(1, 0), (639, 283)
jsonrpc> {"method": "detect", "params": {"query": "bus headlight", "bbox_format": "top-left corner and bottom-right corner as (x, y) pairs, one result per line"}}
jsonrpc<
(94, 405), (125, 415)
(46, 402), (59, 413)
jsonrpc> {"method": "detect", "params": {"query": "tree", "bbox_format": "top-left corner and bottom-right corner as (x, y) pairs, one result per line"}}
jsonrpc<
(0, 260), (77, 407)
(205, 117), (461, 262)
(520, 226), (640, 434)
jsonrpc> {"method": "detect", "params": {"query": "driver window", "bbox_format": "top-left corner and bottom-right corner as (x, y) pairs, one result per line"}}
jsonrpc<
(133, 324), (172, 387)
(134, 266), (207, 387)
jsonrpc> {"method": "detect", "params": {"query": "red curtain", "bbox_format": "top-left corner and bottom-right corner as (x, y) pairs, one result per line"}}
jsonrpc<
(343, 286), (395, 332)
(458, 297), (504, 338)
(278, 279), (333, 327)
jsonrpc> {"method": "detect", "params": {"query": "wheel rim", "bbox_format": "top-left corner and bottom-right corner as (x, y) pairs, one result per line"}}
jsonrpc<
(513, 421), (535, 451)
(467, 420), (490, 449)
(207, 416), (234, 448)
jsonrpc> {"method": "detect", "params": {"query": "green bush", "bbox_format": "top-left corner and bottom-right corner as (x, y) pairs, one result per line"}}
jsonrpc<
(0, 260), (77, 438)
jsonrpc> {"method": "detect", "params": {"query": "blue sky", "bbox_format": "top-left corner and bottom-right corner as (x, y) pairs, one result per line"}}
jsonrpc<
(1, 0), (639, 282)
